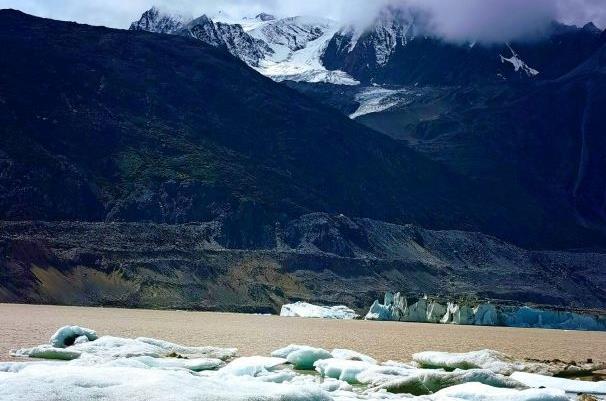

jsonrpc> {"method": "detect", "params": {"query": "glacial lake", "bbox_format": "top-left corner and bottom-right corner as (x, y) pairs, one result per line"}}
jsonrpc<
(2, 303), (606, 364)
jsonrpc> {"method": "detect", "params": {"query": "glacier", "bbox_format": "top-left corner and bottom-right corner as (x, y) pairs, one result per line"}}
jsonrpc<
(365, 292), (606, 331)
(2, 326), (604, 401)
(280, 301), (359, 319)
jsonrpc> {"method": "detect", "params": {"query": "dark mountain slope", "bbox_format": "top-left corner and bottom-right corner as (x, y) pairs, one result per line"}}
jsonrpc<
(2, 215), (605, 311)
(323, 11), (603, 86)
(0, 10), (498, 243)
(353, 40), (606, 245)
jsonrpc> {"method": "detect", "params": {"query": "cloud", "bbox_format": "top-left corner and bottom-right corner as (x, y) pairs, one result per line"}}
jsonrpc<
(1, 0), (604, 43)
(404, 0), (559, 43)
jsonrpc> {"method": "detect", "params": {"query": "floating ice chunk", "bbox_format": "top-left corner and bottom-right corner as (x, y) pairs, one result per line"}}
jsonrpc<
(135, 337), (237, 360)
(511, 372), (606, 395)
(287, 347), (332, 370)
(0, 363), (332, 401)
(286, 373), (353, 393)
(12, 330), (237, 362)
(73, 335), (90, 345)
(271, 344), (331, 369)
(314, 358), (373, 383)
(0, 361), (64, 373)
(359, 366), (522, 395)
(331, 349), (377, 364)
(219, 356), (287, 376)
(272, 344), (309, 358)
(382, 360), (417, 369)
(10, 345), (81, 361)
(50, 325), (97, 348)
(126, 356), (224, 371)
(255, 370), (297, 383)
(412, 349), (523, 375)
(280, 302), (358, 319)
(432, 382), (568, 401)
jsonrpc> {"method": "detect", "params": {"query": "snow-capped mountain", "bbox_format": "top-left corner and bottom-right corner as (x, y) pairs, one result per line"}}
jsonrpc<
(184, 15), (272, 67)
(130, 8), (358, 85)
(130, 6), (604, 87)
(331, 7), (418, 67)
(129, 6), (190, 34)
(322, 7), (602, 85)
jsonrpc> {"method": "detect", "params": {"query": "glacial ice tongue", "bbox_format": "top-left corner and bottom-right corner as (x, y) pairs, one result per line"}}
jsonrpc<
(365, 292), (606, 331)
(50, 325), (97, 348)
(280, 302), (359, 319)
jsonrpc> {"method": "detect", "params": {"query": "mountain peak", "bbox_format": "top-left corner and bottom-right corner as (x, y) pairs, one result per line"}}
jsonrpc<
(130, 6), (191, 34)
(582, 22), (601, 35)
(255, 13), (276, 22)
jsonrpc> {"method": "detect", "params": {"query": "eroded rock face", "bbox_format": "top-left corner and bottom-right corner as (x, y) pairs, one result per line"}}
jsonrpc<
(365, 292), (606, 331)
(2, 214), (606, 313)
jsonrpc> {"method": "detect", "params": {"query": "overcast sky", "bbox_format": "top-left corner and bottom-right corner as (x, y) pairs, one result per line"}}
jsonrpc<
(2, 0), (605, 43)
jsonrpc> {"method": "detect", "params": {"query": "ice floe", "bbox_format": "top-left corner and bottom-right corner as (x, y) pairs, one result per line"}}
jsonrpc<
(280, 301), (359, 319)
(511, 372), (606, 396)
(315, 358), (375, 383)
(2, 326), (604, 401)
(358, 366), (522, 395)
(12, 333), (237, 361)
(331, 349), (377, 365)
(0, 363), (331, 401)
(219, 356), (287, 376)
(50, 325), (98, 348)
(272, 344), (334, 369)
(434, 382), (568, 401)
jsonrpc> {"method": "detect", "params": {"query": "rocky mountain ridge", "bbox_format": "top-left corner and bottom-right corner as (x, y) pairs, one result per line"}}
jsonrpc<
(130, 6), (604, 85)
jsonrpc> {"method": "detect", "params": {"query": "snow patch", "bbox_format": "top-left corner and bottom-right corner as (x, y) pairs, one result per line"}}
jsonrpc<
(500, 45), (539, 77)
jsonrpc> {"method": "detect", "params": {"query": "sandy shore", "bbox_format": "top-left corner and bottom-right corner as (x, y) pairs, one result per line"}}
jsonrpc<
(2, 303), (606, 363)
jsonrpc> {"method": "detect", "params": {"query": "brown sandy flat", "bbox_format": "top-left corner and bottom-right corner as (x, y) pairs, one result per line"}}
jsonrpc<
(2, 303), (606, 363)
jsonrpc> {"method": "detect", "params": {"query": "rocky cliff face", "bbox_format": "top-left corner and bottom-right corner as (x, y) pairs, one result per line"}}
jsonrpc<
(2, 214), (606, 312)
(181, 15), (273, 67)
